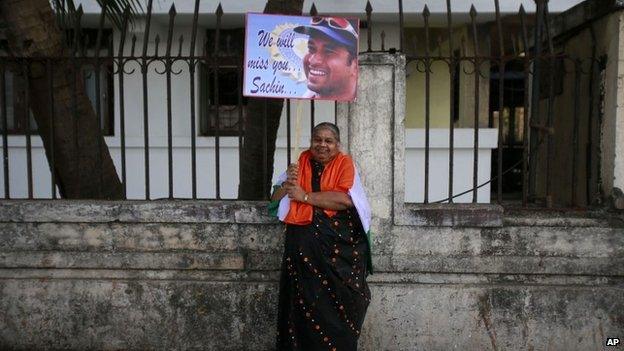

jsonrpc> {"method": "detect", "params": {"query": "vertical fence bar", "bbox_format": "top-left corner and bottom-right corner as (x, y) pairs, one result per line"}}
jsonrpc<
(47, 60), (57, 199)
(72, 6), (83, 197)
(519, 5), (530, 207)
(94, 3), (107, 198)
(446, 0), (454, 203)
(118, 7), (130, 198)
(586, 26), (597, 205)
(237, 62), (244, 184)
(141, 0), (154, 199)
(166, 4), (176, 199)
(470, 5), (480, 203)
(529, 0), (545, 201)
(213, 3), (223, 199)
(263, 100), (268, 200)
(398, 0), (404, 52)
(366, 1), (373, 52)
(287, 99), (292, 164)
(423, 5), (431, 204)
(189, 0), (200, 199)
(310, 100), (315, 131)
(571, 59), (581, 206)
(23, 62), (33, 199)
(0, 66), (9, 198)
(381, 31), (386, 52)
(494, 0), (505, 204)
(544, 1), (555, 207)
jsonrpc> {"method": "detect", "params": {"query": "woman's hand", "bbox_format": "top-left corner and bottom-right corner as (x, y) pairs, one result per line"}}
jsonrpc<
(286, 163), (299, 184)
(284, 182), (306, 202)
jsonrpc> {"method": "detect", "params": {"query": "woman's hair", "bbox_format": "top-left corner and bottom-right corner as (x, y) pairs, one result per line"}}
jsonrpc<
(312, 122), (341, 142)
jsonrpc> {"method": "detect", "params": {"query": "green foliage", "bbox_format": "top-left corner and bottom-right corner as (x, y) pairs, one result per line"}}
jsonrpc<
(51, 0), (143, 30)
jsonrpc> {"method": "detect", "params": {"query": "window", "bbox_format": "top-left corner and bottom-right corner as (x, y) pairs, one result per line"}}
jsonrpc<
(199, 29), (246, 136)
(0, 29), (114, 135)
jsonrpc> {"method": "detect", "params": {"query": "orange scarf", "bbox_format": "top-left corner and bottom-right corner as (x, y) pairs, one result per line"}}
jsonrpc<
(284, 150), (355, 225)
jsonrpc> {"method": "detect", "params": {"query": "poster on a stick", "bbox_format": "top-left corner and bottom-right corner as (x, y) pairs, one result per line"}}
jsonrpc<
(244, 13), (359, 102)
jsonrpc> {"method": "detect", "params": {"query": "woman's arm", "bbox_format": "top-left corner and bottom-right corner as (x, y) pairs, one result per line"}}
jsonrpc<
(306, 191), (353, 210)
(285, 183), (353, 211)
(270, 184), (288, 202)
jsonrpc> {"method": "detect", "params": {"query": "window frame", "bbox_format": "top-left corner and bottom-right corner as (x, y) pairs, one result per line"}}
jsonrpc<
(199, 28), (246, 137)
(0, 28), (115, 136)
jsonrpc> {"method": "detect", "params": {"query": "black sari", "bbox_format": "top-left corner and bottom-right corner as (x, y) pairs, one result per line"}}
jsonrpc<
(276, 159), (371, 351)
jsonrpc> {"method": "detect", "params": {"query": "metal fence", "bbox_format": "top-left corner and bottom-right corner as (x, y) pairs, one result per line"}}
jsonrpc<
(0, 0), (606, 208)
(403, 0), (602, 208)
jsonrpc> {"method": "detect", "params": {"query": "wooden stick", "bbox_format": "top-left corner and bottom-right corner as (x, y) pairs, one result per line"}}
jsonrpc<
(293, 99), (304, 163)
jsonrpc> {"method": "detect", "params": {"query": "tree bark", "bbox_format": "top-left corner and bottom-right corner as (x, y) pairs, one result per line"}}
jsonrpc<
(238, 0), (304, 200)
(0, 0), (124, 199)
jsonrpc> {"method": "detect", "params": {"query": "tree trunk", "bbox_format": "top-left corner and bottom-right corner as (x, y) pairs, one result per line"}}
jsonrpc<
(0, 0), (124, 199)
(238, 0), (304, 200)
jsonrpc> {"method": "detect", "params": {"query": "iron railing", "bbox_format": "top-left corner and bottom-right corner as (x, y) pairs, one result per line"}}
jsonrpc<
(0, 0), (607, 208)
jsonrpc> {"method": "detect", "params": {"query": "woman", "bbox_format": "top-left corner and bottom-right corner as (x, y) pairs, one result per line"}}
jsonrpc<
(270, 122), (372, 350)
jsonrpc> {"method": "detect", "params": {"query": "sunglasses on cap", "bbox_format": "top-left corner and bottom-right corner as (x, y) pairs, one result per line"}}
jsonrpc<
(311, 16), (358, 39)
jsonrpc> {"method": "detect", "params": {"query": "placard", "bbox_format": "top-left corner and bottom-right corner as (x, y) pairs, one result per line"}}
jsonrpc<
(244, 13), (359, 101)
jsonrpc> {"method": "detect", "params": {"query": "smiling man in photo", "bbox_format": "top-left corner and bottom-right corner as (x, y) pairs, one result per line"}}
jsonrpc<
(294, 16), (359, 101)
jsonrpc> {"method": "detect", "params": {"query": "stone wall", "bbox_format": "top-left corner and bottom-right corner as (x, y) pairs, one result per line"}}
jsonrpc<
(0, 201), (622, 350)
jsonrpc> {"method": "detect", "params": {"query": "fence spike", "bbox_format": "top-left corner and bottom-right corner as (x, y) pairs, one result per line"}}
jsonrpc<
(446, 0), (453, 53)
(165, 4), (176, 57)
(398, 0), (404, 52)
(131, 34), (137, 57)
(178, 35), (184, 57)
(519, 4), (528, 55)
(94, 1), (107, 58)
(494, 0), (504, 57)
(141, 0), (154, 57)
(461, 36), (466, 57)
(118, 6), (131, 57)
(470, 4), (477, 19)
(381, 30), (386, 51)
(310, 3), (318, 16)
(107, 34), (114, 57)
(437, 35), (443, 57)
(81, 33), (89, 57)
(71, 5), (84, 55)
(366, 1), (373, 52)
(215, 3), (223, 55)
(202, 36), (209, 56)
(154, 34), (160, 56)
(470, 4), (479, 56)
(189, 0), (201, 57)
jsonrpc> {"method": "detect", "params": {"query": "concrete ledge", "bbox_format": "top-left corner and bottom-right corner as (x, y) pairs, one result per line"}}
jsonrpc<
(2, 269), (621, 286)
(396, 203), (504, 227)
(0, 200), (277, 224)
(374, 255), (624, 276)
(502, 208), (624, 227)
(0, 222), (283, 252)
(0, 252), (246, 270)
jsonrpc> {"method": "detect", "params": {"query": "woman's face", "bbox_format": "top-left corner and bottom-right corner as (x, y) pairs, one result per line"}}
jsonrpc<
(310, 128), (340, 164)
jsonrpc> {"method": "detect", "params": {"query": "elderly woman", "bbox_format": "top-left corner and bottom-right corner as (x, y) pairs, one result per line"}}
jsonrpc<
(270, 122), (372, 350)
